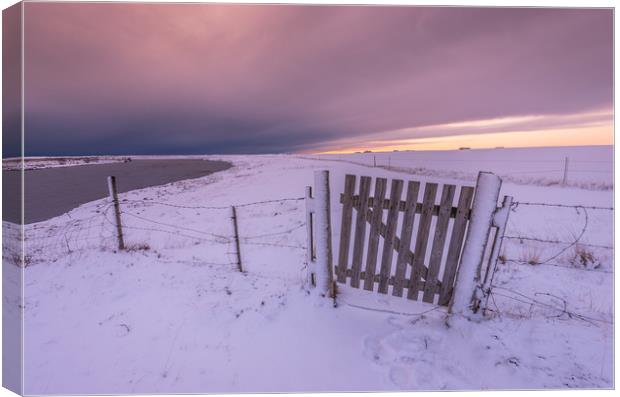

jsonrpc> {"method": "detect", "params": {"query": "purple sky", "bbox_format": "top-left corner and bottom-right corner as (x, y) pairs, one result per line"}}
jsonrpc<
(17, 3), (613, 156)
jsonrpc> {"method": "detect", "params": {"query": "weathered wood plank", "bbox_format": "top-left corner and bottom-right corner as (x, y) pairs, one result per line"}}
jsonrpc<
(422, 184), (456, 303)
(343, 268), (435, 291)
(407, 183), (438, 300)
(350, 176), (371, 288)
(392, 181), (420, 297)
(337, 175), (356, 283)
(378, 179), (403, 293)
(438, 186), (475, 306)
(363, 178), (387, 291)
(340, 194), (471, 219)
(362, 207), (429, 280)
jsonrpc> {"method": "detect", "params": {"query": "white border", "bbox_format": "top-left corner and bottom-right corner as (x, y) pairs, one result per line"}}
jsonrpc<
(0, 2), (615, 397)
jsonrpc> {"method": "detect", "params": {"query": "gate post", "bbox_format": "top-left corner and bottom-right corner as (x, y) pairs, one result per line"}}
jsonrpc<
(308, 170), (335, 299)
(449, 172), (501, 319)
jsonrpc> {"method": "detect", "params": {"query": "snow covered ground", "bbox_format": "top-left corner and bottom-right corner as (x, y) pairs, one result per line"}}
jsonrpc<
(305, 145), (613, 190)
(5, 146), (613, 393)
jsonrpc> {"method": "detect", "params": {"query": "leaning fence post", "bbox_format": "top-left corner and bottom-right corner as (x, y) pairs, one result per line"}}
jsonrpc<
(480, 195), (513, 315)
(305, 186), (316, 286)
(107, 176), (125, 251)
(312, 170), (335, 299)
(449, 172), (501, 319)
(230, 206), (243, 273)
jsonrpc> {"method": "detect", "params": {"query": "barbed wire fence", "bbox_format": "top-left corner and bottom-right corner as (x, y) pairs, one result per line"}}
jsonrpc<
(499, 201), (613, 272)
(17, 193), (311, 289)
(10, 174), (615, 325)
(481, 201), (613, 326)
(299, 155), (612, 191)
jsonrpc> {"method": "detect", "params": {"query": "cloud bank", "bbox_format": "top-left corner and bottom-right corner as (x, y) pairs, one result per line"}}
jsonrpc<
(20, 4), (613, 156)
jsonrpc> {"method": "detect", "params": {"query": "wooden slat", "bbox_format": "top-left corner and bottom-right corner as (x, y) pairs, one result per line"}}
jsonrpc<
(343, 268), (433, 291)
(422, 184), (456, 303)
(438, 186), (475, 306)
(363, 178), (387, 291)
(377, 179), (403, 293)
(392, 181), (420, 297)
(350, 176), (371, 288)
(337, 175), (356, 283)
(362, 207), (429, 280)
(340, 194), (471, 219)
(407, 183), (438, 300)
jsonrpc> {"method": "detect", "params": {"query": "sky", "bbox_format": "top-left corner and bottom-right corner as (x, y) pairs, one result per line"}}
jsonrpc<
(6, 3), (614, 156)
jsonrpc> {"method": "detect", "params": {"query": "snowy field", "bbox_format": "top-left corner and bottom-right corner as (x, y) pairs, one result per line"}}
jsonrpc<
(3, 146), (614, 393)
(305, 145), (613, 190)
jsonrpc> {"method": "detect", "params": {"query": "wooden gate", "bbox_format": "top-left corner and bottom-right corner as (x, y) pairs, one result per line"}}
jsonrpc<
(335, 175), (475, 306)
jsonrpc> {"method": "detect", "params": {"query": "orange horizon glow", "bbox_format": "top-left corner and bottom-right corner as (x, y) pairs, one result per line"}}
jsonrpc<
(309, 110), (613, 154)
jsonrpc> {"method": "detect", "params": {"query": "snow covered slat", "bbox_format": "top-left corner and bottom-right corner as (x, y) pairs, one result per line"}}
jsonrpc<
(422, 184), (456, 303)
(341, 194), (469, 219)
(350, 176), (371, 288)
(407, 183), (438, 300)
(336, 175), (356, 283)
(438, 186), (475, 306)
(342, 269), (427, 291)
(377, 179), (403, 294)
(363, 177), (387, 291)
(392, 181), (420, 297)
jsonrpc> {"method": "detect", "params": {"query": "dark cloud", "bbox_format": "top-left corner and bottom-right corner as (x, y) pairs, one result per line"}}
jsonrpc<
(17, 3), (613, 157)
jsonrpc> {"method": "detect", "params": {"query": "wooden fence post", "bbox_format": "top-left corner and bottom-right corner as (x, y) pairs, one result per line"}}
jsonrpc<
(312, 170), (335, 299)
(107, 176), (125, 251)
(449, 172), (501, 319)
(230, 206), (243, 272)
(480, 195), (513, 314)
(562, 156), (569, 186)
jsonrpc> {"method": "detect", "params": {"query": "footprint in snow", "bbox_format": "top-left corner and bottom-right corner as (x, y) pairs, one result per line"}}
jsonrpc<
(363, 328), (441, 388)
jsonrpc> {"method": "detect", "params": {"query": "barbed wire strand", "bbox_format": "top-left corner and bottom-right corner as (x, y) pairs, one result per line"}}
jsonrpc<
(489, 285), (612, 325)
(503, 235), (612, 250)
(511, 202), (613, 211)
(122, 196), (305, 211)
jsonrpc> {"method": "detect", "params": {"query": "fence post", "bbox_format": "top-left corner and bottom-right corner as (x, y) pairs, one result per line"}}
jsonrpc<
(230, 206), (243, 272)
(305, 186), (316, 286)
(449, 172), (501, 319)
(107, 176), (125, 251)
(561, 156), (569, 186)
(480, 194), (513, 315)
(312, 170), (335, 299)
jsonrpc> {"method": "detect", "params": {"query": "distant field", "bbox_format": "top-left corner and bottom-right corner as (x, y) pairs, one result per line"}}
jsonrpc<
(306, 145), (613, 190)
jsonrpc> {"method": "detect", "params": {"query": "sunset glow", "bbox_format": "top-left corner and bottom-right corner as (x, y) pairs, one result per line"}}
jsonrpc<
(314, 109), (613, 153)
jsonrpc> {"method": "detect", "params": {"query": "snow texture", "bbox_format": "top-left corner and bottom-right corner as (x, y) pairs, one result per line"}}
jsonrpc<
(3, 147), (613, 393)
